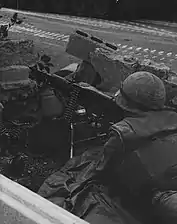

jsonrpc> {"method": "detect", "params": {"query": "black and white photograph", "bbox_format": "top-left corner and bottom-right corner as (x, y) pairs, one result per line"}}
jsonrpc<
(0, 1), (177, 223)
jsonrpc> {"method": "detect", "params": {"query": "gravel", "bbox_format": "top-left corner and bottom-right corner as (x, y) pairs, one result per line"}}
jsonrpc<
(0, 151), (62, 192)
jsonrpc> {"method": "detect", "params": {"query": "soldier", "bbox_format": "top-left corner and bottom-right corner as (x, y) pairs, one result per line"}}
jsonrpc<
(38, 71), (177, 224)
(105, 71), (177, 223)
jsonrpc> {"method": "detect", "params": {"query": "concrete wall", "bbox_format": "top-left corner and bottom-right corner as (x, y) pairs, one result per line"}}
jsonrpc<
(0, 174), (89, 224)
(66, 31), (177, 109)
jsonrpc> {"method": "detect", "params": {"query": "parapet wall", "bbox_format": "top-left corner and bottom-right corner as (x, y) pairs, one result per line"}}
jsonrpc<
(66, 30), (116, 62)
(0, 174), (89, 224)
(90, 48), (177, 107)
(66, 30), (177, 108)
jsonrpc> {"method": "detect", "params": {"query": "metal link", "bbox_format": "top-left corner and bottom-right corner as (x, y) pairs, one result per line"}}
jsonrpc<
(64, 86), (80, 123)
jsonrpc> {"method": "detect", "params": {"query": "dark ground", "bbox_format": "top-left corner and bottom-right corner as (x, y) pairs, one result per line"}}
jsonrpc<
(1, 7), (177, 194)
(0, 30), (79, 193)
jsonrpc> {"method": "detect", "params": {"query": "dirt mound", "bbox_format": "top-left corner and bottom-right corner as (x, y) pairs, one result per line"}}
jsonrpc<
(0, 39), (38, 67)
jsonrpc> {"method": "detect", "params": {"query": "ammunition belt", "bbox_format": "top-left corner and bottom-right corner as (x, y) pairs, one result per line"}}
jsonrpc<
(64, 86), (80, 123)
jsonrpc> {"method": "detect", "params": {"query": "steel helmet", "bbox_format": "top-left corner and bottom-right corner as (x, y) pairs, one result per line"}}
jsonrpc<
(115, 71), (166, 112)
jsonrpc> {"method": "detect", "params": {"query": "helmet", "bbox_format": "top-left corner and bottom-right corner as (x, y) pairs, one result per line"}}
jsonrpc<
(115, 71), (166, 112)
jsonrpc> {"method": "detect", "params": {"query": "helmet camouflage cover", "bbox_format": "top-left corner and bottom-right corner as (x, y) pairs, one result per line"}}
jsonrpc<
(115, 71), (166, 112)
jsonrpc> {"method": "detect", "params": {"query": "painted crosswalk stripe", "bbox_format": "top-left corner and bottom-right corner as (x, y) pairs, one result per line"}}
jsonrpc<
(158, 51), (164, 55)
(151, 50), (156, 53)
(1, 18), (177, 63)
(143, 48), (149, 52)
(135, 47), (142, 51)
(167, 52), (173, 57)
(2, 14), (177, 39)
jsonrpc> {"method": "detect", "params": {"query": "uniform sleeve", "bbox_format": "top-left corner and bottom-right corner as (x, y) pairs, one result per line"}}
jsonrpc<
(110, 120), (137, 152)
(103, 128), (125, 166)
(104, 130), (124, 153)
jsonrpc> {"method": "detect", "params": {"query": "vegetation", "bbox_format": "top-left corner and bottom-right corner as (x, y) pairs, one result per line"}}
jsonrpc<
(1, 0), (177, 22)
(0, 12), (22, 39)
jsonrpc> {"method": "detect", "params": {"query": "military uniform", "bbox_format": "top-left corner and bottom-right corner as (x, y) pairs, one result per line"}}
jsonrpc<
(108, 71), (177, 223)
(38, 71), (177, 224)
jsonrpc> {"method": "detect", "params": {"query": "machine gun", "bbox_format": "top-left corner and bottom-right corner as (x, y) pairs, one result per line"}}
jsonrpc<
(29, 64), (124, 157)
(30, 67), (124, 124)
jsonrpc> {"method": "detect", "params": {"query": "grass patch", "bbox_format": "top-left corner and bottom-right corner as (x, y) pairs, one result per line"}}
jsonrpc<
(7, 30), (80, 73)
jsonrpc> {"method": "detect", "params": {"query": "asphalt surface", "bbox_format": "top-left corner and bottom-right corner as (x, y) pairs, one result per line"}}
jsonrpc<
(1, 8), (177, 71)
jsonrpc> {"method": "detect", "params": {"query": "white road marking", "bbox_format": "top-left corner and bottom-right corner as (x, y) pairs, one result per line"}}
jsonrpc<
(158, 51), (164, 55)
(1, 16), (177, 64)
(169, 59), (175, 62)
(143, 48), (149, 52)
(150, 50), (156, 53)
(136, 53), (142, 56)
(135, 47), (142, 51)
(167, 52), (173, 57)
(2, 8), (177, 39)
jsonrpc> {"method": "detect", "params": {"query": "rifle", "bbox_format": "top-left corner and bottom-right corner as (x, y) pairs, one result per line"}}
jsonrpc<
(30, 68), (124, 123)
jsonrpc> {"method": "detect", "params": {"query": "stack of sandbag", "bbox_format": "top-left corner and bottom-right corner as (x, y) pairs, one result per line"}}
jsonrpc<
(0, 39), (37, 67)
(0, 65), (37, 92)
(62, 30), (177, 108)
(90, 48), (138, 92)
(66, 30), (118, 62)
(0, 65), (38, 120)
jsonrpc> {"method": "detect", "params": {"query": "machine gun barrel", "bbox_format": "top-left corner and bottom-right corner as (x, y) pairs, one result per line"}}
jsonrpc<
(37, 71), (124, 122)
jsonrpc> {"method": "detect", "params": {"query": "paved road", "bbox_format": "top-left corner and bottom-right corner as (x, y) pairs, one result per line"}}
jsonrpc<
(1, 8), (177, 70)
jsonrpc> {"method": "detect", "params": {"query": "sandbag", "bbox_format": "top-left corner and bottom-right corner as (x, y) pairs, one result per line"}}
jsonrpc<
(0, 39), (37, 67)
